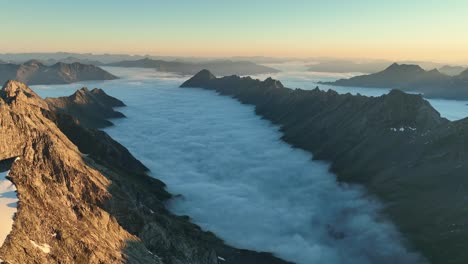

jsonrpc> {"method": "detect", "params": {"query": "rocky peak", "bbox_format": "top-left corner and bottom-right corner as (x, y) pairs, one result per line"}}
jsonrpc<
(181, 70), (285, 92)
(180, 69), (216, 87)
(90, 88), (125, 107)
(46, 87), (125, 128)
(262, 77), (284, 89)
(0, 80), (48, 109)
(0, 82), (160, 263)
(384, 63), (425, 73)
(69, 87), (91, 102)
(379, 89), (445, 128)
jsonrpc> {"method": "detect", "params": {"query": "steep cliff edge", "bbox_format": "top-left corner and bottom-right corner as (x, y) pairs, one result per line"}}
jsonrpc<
(0, 80), (291, 264)
(182, 70), (468, 264)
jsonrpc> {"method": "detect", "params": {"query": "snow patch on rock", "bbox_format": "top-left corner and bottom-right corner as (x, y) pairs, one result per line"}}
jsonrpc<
(0, 169), (18, 247)
(30, 240), (51, 254)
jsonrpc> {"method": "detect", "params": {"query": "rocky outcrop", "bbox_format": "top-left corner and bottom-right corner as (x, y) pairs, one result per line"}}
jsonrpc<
(107, 58), (280, 76)
(181, 70), (468, 264)
(46, 88), (125, 128)
(0, 60), (117, 85)
(0, 81), (155, 263)
(321, 63), (468, 99)
(0, 80), (291, 264)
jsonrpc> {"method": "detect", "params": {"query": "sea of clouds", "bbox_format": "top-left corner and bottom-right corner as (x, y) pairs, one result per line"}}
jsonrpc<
(36, 68), (422, 264)
(31, 66), (468, 263)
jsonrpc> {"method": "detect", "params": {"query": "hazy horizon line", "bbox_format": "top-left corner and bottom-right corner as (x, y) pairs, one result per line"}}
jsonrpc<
(1, 51), (468, 65)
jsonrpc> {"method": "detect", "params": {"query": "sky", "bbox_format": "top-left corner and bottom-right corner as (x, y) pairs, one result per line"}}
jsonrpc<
(1, 0), (468, 62)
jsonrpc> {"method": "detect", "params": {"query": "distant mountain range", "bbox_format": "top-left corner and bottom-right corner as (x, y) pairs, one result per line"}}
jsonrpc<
(438, 65), (466, 76)
(307, 59), (392, 73)
(308, 60), (467, 75)
(42, 56), (104, 66)
(0, 60), (117, 85)
(106, 58), (280, 76)
(0, 52), (296, 65)
(0, 52), (163, 64)
(320, 63), (468, 99)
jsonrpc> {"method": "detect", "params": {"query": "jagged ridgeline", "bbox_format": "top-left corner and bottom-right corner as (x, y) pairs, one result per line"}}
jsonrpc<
(181, 70), (468, 264)
(0, 81), (291, 264)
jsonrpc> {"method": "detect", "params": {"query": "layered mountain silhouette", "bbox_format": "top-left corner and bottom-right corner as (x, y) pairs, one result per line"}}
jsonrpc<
(42, 56), (104, 66)
(321, 63), (468, 99)
(182, 70), (468, 264)
(0, 60), (117, 85)
(438, 65), (466, 76)
(107, 58), (280, 76)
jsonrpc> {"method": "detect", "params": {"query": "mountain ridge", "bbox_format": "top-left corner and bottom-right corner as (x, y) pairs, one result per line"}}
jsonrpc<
(182, 70), (468, 264)
(107, 58), (280, 76)
(0, 61), (117, 85)
(320, 63), (468, 99)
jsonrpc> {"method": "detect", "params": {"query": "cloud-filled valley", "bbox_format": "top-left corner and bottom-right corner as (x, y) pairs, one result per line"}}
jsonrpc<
(31, 67), (468, 263)
(35, 68), (424, 264)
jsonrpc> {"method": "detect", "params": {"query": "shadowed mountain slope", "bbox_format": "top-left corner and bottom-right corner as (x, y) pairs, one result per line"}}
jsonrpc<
(182, 70), (468, 264)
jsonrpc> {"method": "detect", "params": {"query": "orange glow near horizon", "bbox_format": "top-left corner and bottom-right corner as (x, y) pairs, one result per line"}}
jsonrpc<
(2, 0), (468, 64)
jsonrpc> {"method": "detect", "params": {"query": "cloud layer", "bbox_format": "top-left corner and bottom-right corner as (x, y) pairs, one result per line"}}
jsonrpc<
(93, 70), (424, 264)
(33, 67), (468, 263)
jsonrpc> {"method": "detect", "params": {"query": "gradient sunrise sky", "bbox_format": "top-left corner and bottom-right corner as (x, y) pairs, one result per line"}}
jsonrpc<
(2, 0), (468, 62)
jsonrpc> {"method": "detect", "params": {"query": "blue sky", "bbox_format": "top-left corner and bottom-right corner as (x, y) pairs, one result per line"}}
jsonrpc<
(2, 0), (468, 62)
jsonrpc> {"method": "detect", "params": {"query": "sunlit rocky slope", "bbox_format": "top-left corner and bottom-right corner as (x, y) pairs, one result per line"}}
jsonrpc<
(0, 80), (290, 264)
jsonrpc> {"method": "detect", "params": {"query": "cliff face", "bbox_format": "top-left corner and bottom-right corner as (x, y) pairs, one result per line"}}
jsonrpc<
(0, 60), (117, 85)
(0, 80), (291, 264)
(181, 70), (468, 264)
